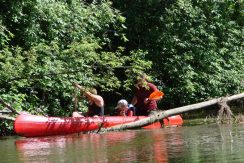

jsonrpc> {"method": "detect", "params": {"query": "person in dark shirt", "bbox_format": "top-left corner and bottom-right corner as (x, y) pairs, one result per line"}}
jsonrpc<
(72, 83), (104, 117)
(130, 74), (159, 116)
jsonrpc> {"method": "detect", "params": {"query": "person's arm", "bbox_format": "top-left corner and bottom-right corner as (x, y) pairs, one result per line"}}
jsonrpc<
(127, 109), (133, 117)
(131, 95), (137, 106)
(85, 92), (104, 107)
(74, 83), (85, 91)
(74, 83), (104, 107)
(144, 83), (159, 104)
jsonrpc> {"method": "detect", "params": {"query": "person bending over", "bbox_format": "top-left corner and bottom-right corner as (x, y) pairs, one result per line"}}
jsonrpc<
(130, 74), (159, 116)
(72, 83), (104, 117)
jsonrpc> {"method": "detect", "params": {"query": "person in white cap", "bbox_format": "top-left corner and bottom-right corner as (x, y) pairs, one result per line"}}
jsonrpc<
(114, 99), (134, 116)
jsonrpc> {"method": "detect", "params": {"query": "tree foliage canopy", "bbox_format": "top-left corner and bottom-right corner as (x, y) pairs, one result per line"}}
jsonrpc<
(0, 0), (150, 116)
(113, 0), (243, 106)
(0, 0), (243, 118)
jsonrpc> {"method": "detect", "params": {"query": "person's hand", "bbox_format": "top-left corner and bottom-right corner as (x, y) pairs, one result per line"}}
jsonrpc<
(144, 98), (150, 104)
(73, 83), (85, 92)
(73, 83), (80, 88)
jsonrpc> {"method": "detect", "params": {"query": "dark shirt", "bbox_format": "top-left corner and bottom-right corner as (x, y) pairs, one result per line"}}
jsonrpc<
(87, 103), (104, 116)
(135, 82), (158, 115)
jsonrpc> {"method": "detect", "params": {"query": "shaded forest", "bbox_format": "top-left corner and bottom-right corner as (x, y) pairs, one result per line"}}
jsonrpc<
(0, 0), (243, 134)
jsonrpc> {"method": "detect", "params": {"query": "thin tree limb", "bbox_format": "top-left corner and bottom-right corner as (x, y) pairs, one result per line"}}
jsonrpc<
(0, 114), (15, 121)
(0, 99), (20, 115)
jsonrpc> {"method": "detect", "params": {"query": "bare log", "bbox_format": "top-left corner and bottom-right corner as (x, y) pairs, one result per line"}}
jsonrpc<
(100, 92), (244, 132)
(0, 114), (15, 121)
(0, 99), (20, 115)
(0, 109), (12, 114)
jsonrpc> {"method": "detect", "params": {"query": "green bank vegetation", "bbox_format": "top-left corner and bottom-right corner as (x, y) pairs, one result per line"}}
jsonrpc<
(0, 0), (243, 135)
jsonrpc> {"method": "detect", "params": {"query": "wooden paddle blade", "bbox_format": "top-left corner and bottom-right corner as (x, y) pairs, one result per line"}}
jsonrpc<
(148, 91), (164, 100)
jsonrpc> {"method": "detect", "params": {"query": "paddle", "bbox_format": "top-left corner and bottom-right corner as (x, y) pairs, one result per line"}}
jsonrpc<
(73, 89), (78, 112)
(148, 90), (164, 100)
(72, 83), (86, 116)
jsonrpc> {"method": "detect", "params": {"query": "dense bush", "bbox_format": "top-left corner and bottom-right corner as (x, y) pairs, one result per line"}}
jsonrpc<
(0, 0), (243, 123)
(0, 0), (150, 117)
(113, 0), (243, 107)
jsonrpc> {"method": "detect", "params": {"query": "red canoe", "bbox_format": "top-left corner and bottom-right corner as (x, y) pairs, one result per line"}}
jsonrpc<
(14, 113), (183, 137)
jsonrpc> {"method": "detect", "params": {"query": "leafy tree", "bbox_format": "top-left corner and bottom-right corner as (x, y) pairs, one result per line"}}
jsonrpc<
(1, 0), (242, 120)
(113, 0), (243, 107)
(0, 0), (150, 117)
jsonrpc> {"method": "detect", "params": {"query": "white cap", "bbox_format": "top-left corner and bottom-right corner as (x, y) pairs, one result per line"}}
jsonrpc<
(115, 99), (128, 109)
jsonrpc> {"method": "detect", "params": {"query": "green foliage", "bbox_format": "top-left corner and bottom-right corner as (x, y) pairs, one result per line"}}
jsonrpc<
(114, 0), (243, 106)
(0, 0), (150, 117)
(158, 0), (243, 105)
(0, 120), (14, 136)
(0, 0), (243, 126)
(0, 22), (13, 48)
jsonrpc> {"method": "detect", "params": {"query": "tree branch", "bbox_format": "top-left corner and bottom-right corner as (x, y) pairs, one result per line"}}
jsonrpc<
(0, 114), (15, 121)
(0, 99), (20, 115)
(100, 93), (244, 132)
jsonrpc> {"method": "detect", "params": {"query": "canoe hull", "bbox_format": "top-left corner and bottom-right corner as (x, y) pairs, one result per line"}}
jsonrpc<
(14, 114), (183, 137)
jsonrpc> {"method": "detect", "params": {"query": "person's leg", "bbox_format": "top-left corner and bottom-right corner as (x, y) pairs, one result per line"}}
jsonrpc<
(72, 112), (84, 117)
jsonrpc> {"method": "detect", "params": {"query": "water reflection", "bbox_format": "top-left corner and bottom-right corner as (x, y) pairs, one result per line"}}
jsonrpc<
(7, 124), (244, 163)
(15, 129), (180, 163)
(16, 134), (108, 163)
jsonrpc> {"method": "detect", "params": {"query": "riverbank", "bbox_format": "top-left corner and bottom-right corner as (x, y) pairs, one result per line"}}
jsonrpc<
(0, 121), (14, 136)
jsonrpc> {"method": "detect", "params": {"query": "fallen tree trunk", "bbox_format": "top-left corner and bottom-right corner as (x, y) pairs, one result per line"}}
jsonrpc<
(0, 99), (20, 115)
(0, 114), (15, 121)
(100, 92), (244, 132)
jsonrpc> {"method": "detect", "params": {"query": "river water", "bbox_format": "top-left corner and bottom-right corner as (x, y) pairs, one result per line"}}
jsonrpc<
(1, 124), (244, 163)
